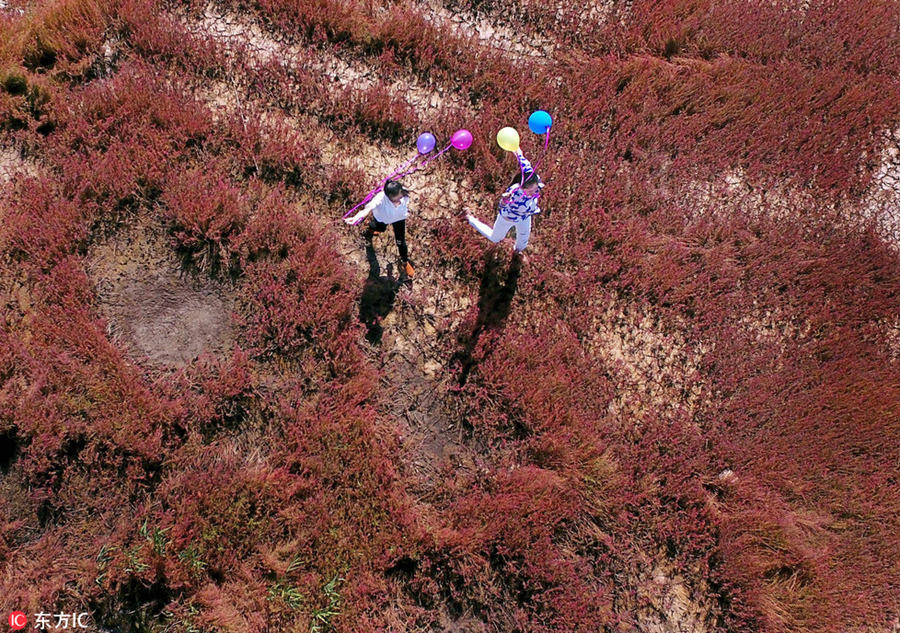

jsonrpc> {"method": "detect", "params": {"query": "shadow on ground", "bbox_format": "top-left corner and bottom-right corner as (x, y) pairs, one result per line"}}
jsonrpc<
(359, 238), (404, 344)
(453, 250), (522, 385)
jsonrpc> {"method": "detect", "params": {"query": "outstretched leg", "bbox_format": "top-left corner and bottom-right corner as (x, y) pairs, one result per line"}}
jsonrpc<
(467, 213), (514, 243)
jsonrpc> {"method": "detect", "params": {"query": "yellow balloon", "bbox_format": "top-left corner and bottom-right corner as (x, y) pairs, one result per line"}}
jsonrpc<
(496, 126), (520, 152)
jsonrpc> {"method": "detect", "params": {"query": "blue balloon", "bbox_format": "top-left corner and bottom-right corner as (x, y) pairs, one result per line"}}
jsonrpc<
(417, 132), (436, 154)
(528, 110), (553, 134)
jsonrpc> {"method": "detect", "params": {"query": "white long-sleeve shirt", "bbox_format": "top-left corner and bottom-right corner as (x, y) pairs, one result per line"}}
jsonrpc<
(363, 190), (409, 224)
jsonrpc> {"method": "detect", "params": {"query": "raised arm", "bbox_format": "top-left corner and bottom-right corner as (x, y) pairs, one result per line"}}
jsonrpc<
(515, 149), (534, 174)
(498, 151), (536, 205)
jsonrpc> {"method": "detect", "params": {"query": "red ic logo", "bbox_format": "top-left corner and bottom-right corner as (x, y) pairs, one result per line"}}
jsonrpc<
(9, 611), (27, 630)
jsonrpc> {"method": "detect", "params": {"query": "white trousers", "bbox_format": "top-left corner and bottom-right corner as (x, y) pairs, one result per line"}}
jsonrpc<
(468, 213), (532, 252)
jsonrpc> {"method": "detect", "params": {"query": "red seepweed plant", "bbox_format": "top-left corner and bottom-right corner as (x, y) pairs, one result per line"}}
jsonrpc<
(1, 0), (898, 631)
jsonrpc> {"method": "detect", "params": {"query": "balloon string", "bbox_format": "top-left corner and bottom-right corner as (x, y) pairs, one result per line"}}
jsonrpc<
(531, 129), (551, 175)
(343, 187), (379, 218)
(344, 140), (455, 220)
(393, 142), (452, 179)
(343, 152), (424, 218)
(515, 129), (550, 187)
(343, 190), (375, 218)
(382, 153), (422, 184)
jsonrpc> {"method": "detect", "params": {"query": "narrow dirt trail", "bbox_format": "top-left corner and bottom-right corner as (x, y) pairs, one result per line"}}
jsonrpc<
(150, 5), (721, 629)
(411, 0), (558, 61)
(177, 3), (501, 508)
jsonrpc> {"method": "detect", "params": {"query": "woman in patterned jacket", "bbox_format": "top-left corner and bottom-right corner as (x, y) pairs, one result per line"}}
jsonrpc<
(466, 149), (544, 255)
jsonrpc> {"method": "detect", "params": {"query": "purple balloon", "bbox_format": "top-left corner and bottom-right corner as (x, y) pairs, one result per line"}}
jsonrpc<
(451, 129), (473, 150)
(417, 132), (436, 154)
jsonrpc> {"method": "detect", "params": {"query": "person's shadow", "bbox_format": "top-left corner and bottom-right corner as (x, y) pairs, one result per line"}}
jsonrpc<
(359, 238), (399, 344)
(453, 250), (522, 385)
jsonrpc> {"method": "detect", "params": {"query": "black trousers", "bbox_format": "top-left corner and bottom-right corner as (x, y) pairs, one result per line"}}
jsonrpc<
(367, 217), (409, 262)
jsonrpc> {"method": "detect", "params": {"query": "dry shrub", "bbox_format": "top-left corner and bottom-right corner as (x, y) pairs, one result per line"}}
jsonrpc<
(1, 0), (898, 631)
(2, 0), (111, 78)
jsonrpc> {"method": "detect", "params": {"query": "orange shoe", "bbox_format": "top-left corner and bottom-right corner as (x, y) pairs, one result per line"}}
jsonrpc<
(403, 261), (415, 278)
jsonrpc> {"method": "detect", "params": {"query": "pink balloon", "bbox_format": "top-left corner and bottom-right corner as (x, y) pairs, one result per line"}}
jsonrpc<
(451, 129), (473, 150)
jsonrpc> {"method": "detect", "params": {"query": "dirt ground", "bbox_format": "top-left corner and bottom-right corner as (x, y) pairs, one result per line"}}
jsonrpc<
(79, 4), (900, 630)
(73, 4), (726, 628)
(85, 217), (236, 368)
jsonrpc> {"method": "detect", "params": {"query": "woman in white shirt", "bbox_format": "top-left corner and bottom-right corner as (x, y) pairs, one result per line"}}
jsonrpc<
(345, 180), (415, 278)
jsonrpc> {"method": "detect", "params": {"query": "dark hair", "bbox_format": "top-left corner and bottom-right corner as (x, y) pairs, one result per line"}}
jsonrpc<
(508, 171), (540, 189)
(384, 180), (408, 199)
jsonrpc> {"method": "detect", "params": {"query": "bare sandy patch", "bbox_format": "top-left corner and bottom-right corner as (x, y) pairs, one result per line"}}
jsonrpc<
(585, 297), (709, 425)
(179, 3), (472, 119)
(414, 0), (557, 60)
(86, 217), (235, 368)
(0, 146), (38, 184)
(863, 126), (900, 247)
(633, 558), (718, 633)
(0, 147), (40, 227)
